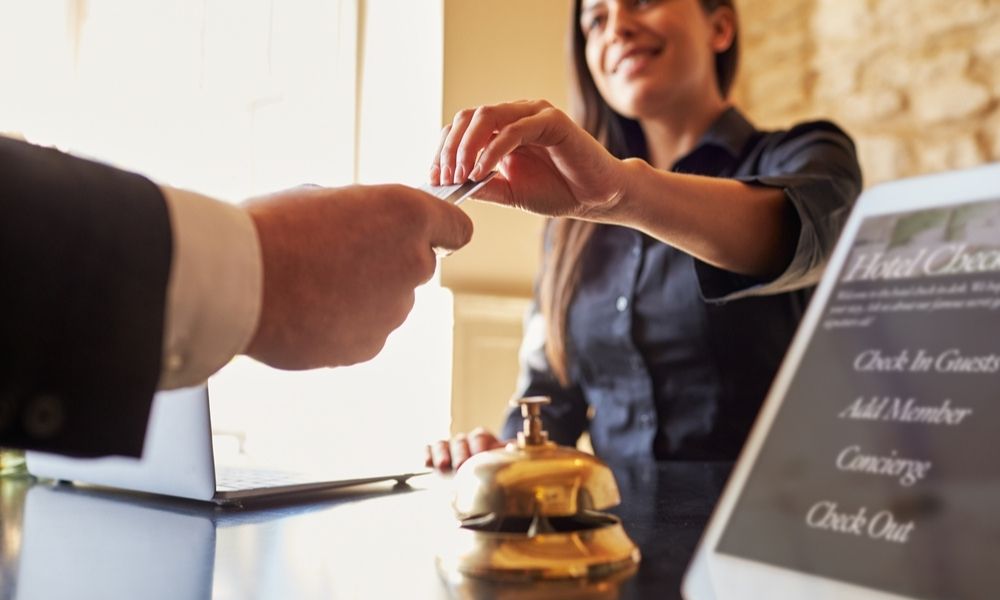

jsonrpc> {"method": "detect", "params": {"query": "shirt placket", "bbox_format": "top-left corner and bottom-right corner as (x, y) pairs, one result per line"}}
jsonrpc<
(608, 230), (657, 439)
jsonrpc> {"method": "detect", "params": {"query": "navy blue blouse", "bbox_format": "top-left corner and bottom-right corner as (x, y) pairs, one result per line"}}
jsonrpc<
(500, 108), (863, 461)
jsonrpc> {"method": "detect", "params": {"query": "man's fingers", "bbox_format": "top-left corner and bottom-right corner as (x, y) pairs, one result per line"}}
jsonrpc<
(426, 200), (474, 253)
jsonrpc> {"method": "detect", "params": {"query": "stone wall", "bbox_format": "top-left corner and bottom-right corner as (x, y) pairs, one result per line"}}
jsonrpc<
(732, 0), (1000, 185)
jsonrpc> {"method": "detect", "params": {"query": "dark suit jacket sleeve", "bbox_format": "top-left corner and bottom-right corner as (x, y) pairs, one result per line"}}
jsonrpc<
(0, 136), (172, 457)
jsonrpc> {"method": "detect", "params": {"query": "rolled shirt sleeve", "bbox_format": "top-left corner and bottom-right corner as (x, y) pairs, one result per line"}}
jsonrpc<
(695, 121), (863, 302)
(158, 186), (262, 389)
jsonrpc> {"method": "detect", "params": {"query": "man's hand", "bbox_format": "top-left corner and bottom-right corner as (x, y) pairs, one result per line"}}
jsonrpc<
(244, 184), (472, 369)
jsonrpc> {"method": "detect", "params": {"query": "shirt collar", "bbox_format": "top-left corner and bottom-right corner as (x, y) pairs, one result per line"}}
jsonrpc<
(691, 106), (757, 159)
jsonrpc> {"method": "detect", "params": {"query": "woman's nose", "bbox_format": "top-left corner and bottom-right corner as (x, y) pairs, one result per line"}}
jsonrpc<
(605, 4), (639, 41)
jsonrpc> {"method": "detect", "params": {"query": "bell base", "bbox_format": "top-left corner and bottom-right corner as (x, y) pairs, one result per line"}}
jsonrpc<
(438, 564), (638, 600)
(436, 517), (641, 583)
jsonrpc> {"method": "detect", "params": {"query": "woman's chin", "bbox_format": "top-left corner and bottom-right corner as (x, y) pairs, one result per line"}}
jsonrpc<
(608, 92), (668, 121)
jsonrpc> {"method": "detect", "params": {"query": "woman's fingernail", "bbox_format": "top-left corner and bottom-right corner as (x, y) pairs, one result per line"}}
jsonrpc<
(469, 164), (482, 181)
(454, 165), (466, 184)
(429, 164), (440, 184)
(441, 165), (452, 185)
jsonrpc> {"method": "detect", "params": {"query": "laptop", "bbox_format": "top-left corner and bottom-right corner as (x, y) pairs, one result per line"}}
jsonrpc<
(25, 381), (427, 505)
(684, 163), (1000, 600)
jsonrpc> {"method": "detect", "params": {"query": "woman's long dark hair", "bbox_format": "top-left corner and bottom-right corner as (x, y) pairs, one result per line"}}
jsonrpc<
(542, 0), (740, 386)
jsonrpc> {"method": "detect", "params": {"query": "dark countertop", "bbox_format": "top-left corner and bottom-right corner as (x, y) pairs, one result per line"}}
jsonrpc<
(0, 461), (732, 599)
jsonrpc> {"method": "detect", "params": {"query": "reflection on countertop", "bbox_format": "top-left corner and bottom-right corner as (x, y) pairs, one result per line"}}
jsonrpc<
(0, 461), (732, 600)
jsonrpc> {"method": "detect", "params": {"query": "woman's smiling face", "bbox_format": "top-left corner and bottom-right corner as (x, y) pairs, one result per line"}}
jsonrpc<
(579, 0), (733, 120)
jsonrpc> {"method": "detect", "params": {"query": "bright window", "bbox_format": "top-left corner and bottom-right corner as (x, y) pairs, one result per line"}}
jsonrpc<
(0, 0), (451, 471)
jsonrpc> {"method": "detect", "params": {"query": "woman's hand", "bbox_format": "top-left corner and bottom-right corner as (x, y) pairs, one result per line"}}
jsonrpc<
(425, 428), (506, 472)
(430, 100), (626, 220)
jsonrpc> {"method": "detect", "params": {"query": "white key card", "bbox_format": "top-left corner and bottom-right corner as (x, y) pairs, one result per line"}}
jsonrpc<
(419, 171), (497, 205)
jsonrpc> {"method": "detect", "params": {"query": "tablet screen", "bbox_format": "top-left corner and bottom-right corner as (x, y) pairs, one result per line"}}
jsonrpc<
(715, 198), (1000, 600)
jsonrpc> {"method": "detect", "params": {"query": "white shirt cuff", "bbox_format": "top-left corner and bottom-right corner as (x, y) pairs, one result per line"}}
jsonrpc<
(158, 186), (262, 389)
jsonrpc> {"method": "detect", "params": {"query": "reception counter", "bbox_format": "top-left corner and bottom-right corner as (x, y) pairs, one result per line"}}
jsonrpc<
(0, 461), (732, 599)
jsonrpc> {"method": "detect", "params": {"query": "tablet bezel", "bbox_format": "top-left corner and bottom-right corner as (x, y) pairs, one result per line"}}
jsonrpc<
(683, 163), (1000, 600)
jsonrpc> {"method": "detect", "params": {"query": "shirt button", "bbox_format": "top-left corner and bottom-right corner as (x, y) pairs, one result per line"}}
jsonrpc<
(638, 412), (656, 427)
(615, 296), (629, 312)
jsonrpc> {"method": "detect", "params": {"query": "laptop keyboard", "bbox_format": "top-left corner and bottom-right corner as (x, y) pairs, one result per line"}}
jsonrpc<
(215, 467), (316, 492)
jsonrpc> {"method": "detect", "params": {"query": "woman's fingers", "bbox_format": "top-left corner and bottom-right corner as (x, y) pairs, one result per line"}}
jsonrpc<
(434, 100), (568, 188)
(429, 124), (452, 186)
(467, 101), (560, 180)
(457, 104), (523, 183)
(439, 109), (478, 185)
(468, 428), (504, 454)
(470, 108), (569, 181)
(434, 100), (621, 218)
(426, 429), (504, 472)
(438, 100), (552, 185)
(449, 434), (472, 470)
(428, 439), (452, 470)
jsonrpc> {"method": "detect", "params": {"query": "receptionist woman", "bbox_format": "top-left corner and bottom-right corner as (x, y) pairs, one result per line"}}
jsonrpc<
(427, 0), (862, 469)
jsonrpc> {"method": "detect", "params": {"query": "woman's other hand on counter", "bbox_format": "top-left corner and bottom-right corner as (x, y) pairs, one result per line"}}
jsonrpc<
(425, 428), (505, 472)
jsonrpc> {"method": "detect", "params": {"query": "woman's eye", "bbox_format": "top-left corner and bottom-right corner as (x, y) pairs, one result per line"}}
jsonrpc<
(583, 14), (607, 34)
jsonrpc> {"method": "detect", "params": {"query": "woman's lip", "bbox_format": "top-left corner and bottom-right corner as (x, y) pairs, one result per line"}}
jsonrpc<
(612, 48), (660, 77)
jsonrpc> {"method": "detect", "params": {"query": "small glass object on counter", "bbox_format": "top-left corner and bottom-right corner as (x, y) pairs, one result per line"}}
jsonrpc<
(0, 448), (27, 478)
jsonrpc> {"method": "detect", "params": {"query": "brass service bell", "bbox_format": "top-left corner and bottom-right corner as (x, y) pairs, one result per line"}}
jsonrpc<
(436, 397), (641, 583)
